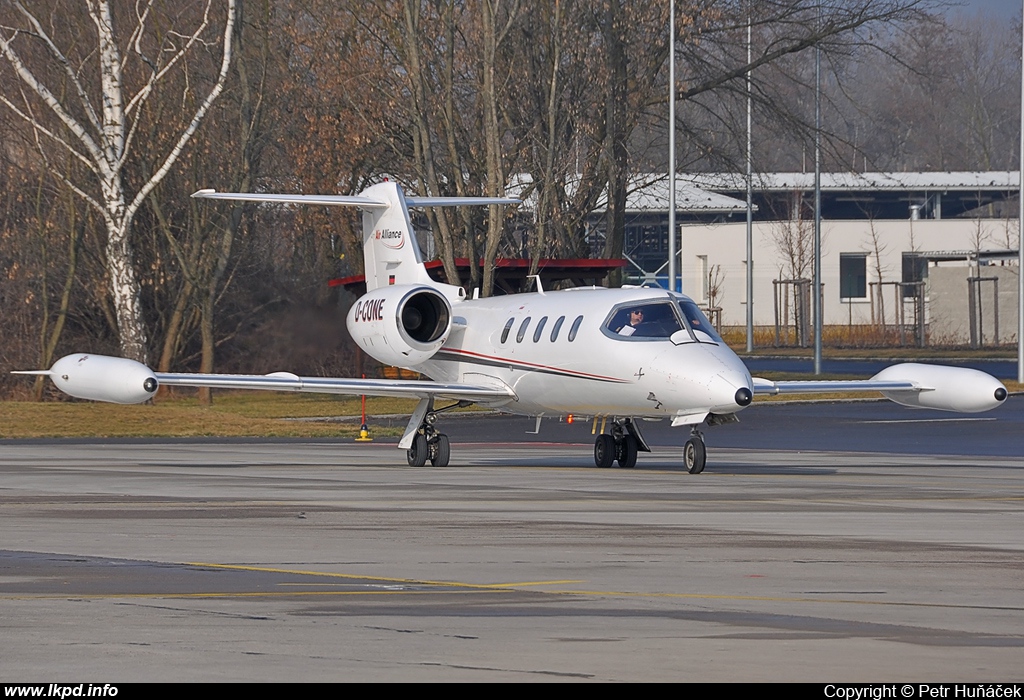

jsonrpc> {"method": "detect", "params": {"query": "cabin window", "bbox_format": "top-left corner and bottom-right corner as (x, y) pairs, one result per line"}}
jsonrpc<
(500, 318), (514, 343)
(516, 317), (532, 343)
(567, 315), (583, 342)
(533, 316), (548, 342)
(550, 315), (565, 342)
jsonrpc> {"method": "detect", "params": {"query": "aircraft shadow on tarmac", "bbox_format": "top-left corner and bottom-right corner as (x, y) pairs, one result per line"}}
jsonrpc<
(460, 451), (839, 476)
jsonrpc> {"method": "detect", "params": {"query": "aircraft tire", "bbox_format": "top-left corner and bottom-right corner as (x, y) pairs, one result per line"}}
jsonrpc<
(407, 433), (428, 467)
(616, 435), (638, 469)
(683, 437), (706, 474)
(594, 434), (615, 468)
(431, 434), (451, 467)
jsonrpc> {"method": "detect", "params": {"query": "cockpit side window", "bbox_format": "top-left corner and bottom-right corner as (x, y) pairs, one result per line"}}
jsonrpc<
(604, 302), (684, 339)
(678, 301), (722, 343)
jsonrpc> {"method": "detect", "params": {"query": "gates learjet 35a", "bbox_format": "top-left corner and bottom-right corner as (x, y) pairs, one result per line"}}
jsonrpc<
(16, 182), (1009, 472)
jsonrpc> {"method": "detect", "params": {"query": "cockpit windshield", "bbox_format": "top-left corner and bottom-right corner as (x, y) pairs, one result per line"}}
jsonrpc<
(604, 302), (684, 339)
(678, 301), (722, 343)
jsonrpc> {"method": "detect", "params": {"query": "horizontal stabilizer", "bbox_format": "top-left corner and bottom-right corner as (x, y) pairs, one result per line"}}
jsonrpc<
(191, 190), (389, 209)
(405, 196), (520, 207)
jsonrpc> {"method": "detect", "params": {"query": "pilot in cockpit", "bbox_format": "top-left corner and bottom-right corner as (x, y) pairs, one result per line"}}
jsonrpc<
(616, 307), (645, 336)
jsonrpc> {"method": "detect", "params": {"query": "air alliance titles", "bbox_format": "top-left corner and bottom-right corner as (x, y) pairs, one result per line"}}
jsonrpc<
(374, 228), (404, 249)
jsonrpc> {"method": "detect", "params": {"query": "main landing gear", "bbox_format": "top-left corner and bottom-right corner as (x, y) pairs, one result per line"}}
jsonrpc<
(406, 400), (468, 468)
(593, 419), (642, 469)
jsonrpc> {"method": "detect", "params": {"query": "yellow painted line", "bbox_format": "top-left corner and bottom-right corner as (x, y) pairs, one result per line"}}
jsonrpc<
(484, 580), (584, 588)
(186, 561), (552, 591)
(0, 590), (497, 601)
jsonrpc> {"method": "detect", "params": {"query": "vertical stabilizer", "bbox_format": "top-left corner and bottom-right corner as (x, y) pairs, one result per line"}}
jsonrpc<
(360, 182), (435, 292)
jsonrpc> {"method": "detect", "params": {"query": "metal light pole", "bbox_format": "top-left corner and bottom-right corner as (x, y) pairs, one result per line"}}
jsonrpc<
(813, 21), (823, 375)
(668, 0), (677, 293)
(1019, 0), (1023, 383)
(745, 10), (754, 353)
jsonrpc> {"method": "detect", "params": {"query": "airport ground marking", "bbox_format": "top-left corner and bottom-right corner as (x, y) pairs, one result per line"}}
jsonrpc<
(185, 561), (578, 591)
(3, 587), (1024, 615)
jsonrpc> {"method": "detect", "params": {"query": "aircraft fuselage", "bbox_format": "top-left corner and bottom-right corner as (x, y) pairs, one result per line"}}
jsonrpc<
(412, 286), (754, 422)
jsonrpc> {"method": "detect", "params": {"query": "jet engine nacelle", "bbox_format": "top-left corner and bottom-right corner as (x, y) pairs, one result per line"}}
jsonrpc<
(46, 353), (158, 404)
(873, 363), (1008, 413)
(346, 284), (452, 367)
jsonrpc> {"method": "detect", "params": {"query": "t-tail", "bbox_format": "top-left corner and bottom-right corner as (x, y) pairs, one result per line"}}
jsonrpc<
(191, 182), (517, 292)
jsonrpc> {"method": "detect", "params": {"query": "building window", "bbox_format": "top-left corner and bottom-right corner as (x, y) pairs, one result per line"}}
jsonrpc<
(839, 254), (867, 300)
(697, 255), (709, 303)
(902, 253), (927, 299)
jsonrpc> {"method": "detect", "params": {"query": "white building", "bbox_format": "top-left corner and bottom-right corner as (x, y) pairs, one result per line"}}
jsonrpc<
(589, 172), (1019, 343)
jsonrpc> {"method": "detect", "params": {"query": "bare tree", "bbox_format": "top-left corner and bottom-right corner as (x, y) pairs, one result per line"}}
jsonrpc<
(0, 0), (237, 362)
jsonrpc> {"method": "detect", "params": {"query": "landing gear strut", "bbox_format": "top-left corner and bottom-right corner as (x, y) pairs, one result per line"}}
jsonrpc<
(405, 400), (466, 467)
(683, 428), (706, 474)
(593, 419), (642, 469)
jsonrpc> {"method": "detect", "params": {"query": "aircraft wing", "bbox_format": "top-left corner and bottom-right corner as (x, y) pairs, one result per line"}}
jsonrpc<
(751, 377), (916, 395)
(751, 363), (1008, 414)
(16, 353), (515, 405)
(155, 372), (515, 403)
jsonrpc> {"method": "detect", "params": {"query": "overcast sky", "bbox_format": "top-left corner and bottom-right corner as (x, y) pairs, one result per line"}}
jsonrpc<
(956, 0), (1020, 17)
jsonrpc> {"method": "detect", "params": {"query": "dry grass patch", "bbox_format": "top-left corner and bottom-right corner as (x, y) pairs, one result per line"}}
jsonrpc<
(0, 392), (419, 439)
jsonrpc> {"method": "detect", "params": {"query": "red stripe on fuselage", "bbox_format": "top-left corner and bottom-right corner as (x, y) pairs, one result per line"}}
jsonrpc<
(436, 347), (629, 383)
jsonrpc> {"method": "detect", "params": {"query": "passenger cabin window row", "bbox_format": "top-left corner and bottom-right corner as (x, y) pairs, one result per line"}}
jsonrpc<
(500, 315), (583, 343)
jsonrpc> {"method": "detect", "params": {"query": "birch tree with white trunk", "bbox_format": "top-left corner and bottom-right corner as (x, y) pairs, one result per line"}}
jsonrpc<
(0, 0), (237, 362)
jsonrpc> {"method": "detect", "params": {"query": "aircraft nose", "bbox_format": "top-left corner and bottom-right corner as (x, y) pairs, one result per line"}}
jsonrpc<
(708, 369), (754, 413)
(735, 387), (753, 407)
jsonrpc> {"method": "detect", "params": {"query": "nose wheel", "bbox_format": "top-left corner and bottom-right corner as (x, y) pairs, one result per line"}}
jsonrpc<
(683, 431), (706, 474)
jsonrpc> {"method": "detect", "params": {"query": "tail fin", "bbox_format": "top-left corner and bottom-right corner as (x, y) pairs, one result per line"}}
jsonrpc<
(192, 183), (517, 293)
(357, 181), (433, 291)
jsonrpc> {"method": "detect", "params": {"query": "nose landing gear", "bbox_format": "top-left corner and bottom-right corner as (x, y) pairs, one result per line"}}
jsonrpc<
(683, 428), (707, 474)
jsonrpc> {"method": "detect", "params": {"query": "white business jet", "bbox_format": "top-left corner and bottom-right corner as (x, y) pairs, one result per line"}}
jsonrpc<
(16, 181), (1009, 472)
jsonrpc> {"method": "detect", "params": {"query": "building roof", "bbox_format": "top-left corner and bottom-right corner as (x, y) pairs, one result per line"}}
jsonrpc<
(682, 171), (1020, 192)
(329, 257), (627, 296)
(616, 175), (751, 213)
(506, 173), (749, 214)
